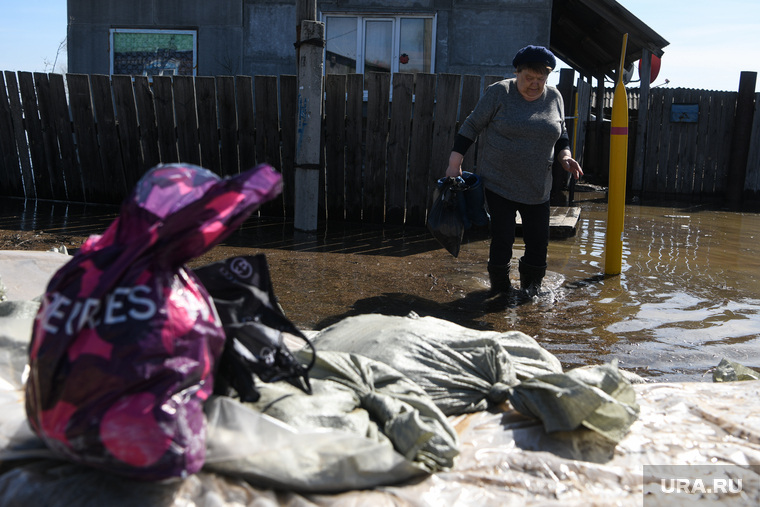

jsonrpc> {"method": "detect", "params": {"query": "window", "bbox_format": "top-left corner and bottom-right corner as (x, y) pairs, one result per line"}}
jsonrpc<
(323, 14), (435, 76)
(110, 29), (197, 77)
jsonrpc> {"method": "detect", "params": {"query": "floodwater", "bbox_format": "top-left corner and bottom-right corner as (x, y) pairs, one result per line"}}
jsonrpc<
(3, 190), (759, 383)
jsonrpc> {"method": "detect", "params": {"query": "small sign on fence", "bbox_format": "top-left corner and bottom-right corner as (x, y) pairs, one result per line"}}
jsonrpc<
(670, 103), (699, 123)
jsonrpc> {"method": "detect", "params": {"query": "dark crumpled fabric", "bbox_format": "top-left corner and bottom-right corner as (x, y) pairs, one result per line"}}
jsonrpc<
(193, 254), (314, 402)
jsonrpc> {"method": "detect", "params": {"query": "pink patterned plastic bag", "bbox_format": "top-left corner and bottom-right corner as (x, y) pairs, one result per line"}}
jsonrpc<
(25, 163), (282, 480)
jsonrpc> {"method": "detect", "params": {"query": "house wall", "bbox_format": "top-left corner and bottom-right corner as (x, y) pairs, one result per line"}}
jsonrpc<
(67, 0), (552, 78)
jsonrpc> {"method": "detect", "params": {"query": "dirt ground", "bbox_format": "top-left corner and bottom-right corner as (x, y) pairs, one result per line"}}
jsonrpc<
(0, 229), (87, 252)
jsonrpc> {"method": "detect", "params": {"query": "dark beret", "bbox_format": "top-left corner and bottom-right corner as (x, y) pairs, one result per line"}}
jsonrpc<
(512, 45), (556, 70)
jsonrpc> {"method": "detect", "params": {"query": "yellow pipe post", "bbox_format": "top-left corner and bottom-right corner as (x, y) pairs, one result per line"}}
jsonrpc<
(604, 33), (629, 275)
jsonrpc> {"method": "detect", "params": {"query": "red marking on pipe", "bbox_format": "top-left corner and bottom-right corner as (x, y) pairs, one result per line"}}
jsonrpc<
(611, 127), (628, 135)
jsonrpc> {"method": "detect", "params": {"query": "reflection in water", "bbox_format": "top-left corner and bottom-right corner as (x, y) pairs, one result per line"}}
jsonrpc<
(535, 202), (760, 381)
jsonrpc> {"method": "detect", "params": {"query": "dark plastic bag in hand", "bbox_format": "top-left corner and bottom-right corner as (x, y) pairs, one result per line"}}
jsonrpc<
(427, 173), (489, 257)
(427, 177), (465, 257)
(25, 163), (282, 481)
(458, 171), (489, 229)
(193, 254), (314, 403)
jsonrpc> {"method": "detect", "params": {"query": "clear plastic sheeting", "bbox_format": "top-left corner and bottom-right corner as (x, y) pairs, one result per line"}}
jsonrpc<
(0, 380), (759, 505)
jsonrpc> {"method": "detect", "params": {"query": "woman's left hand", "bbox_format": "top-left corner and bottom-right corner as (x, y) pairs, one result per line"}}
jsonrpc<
(560, 154), (583, 180)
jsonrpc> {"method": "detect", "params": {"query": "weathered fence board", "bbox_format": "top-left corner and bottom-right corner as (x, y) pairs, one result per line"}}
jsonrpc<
(19, 72), (55, 199)
(364, 72), (391, 223)
(406, 73), (435, 226)
(255, 75), (284, 217)
(49, 73), (83, 202)
(746, 92), (760, 192)
(173, 75), (201, 167)
(0, 73), (21, 196)
(216, 76), (239, 177)
(67, 74), (105, 203)
(195, 76), (221, 174)
(152, 76), (179, 164)
(5, 72), (34, 198)
(113, 75), (144, 190)
(386, 72), (414, 225)
(344, 73), (364, 222)
(694, 89), (712, 195)
(236, 76), (256, 175)
(90, 73), (129, 203)
(325, 73), (346, 220)
(429, 74), (461, 209)
(133, 75), (161, 171)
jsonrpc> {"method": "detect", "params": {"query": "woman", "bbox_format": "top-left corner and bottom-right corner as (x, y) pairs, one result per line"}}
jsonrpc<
(445, 45), (583, 297)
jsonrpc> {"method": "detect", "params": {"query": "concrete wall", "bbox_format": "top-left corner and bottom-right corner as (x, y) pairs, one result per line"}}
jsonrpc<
(67, 0), (552, 78)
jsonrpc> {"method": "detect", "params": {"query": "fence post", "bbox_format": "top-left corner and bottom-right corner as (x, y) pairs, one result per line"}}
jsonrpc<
(632, 49), (651, 195)
(725, 71), (757, 210)
(294, 19), (324, 231)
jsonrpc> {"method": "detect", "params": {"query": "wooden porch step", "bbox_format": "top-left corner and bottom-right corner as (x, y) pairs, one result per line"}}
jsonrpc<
(516, 206), (581, 238)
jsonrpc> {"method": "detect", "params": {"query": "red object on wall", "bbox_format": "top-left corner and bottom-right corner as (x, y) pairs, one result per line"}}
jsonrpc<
(399, 53), (409, 65)
(639, 54), (661, 83)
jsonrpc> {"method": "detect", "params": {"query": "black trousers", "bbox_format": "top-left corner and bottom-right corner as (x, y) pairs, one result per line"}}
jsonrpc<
(485, 189), (550, 268)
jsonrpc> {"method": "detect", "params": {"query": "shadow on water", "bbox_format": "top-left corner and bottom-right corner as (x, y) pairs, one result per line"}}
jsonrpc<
(3, 193), (760, 383)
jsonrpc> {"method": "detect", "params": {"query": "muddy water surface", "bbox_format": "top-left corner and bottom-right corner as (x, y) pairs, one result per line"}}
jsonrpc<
(4, 193), (760, 382)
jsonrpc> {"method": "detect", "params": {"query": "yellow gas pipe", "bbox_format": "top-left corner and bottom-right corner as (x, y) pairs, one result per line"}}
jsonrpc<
(604, 33), (629, 275)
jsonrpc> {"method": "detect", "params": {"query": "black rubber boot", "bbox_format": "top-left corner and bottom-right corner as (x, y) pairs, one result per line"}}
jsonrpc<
(487, 263), (511, 295)
(518, 257), (546, 297)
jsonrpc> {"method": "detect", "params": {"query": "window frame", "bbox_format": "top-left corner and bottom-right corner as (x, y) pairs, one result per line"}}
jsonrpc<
(109, 28), (198, 77)
(321, 13), (437, 75)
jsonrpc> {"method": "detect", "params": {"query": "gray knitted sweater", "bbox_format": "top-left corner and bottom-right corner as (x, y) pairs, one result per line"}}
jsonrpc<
(457, 78), (568, 204)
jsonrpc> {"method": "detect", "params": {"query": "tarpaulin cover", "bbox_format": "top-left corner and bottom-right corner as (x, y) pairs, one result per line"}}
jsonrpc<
(0, 298), (758, 504)
(24, 163), (282, 481)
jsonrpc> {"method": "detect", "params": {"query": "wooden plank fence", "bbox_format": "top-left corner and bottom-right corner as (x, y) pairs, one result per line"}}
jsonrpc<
(637, 87), (746, 198)
(0, 70), (501, 227)
(1, 70), (760, 228)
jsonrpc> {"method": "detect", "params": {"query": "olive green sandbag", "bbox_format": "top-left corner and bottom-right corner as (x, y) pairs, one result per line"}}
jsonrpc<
(310, 313), (562, 415)
(508, 361), (640, 443)
(249, 349), (460, 473)
(713, 358), (760, 382)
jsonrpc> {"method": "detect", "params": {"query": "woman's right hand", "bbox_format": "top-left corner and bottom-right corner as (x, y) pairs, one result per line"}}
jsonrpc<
(445, 152), (464, 178)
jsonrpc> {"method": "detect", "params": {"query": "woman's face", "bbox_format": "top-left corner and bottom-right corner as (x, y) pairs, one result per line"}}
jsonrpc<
(515, 68), (549, 101)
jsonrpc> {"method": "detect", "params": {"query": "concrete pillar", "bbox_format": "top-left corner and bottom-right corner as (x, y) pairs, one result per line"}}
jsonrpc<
(293, 19), (324, 231)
